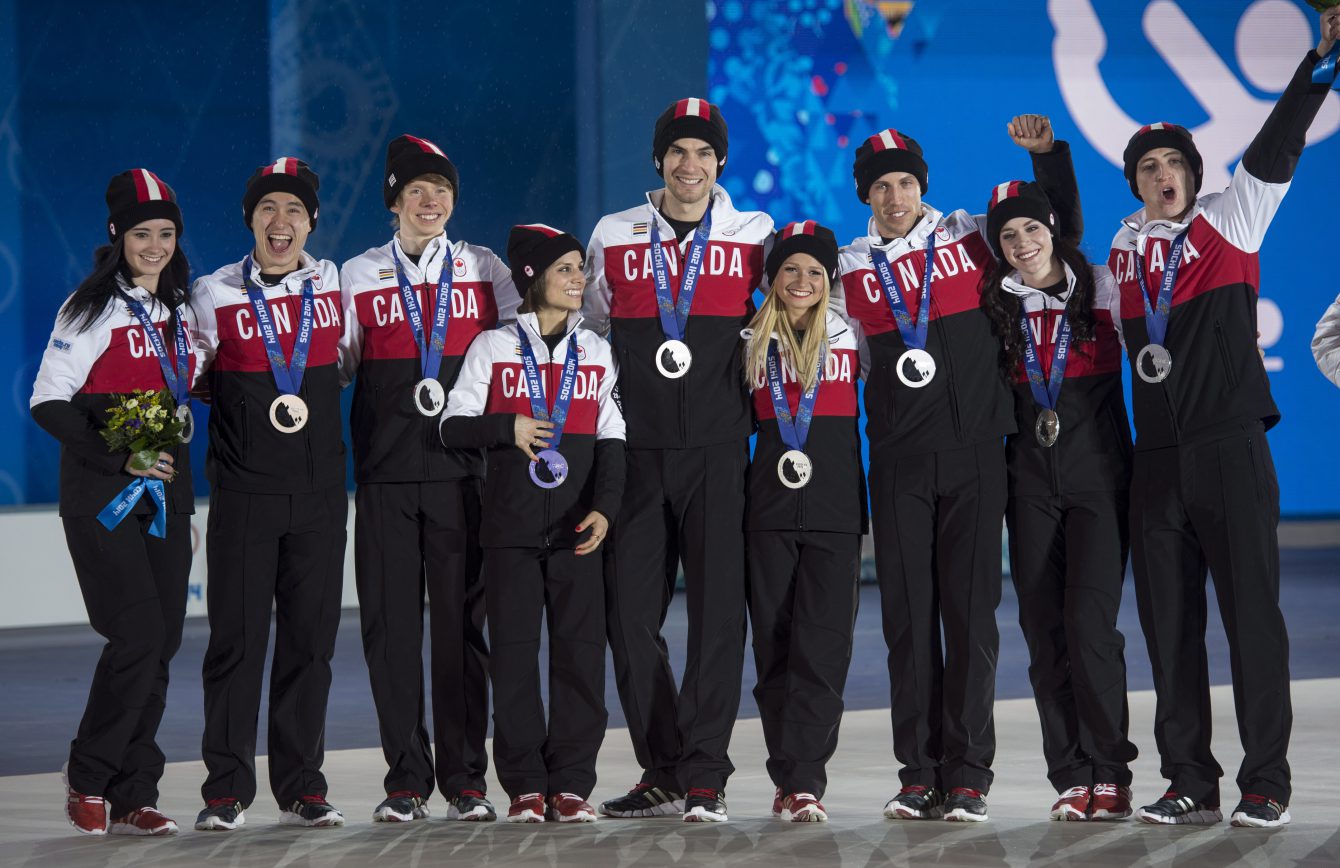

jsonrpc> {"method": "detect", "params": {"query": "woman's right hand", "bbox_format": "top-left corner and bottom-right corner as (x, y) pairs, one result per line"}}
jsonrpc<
(514, 415), (556, 462)
(126, 451), (176, 481)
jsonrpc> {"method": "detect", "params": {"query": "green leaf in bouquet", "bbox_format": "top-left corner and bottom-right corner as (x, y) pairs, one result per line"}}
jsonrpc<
(128, 448), (160, 472)
(1308, 0), (1339, 13)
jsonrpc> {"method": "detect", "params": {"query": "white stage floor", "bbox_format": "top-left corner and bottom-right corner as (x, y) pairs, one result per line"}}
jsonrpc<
(2, 680), (1335, 867)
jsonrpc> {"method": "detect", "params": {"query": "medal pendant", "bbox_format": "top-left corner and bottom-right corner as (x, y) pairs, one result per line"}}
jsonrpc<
(1035, 408), (1061, 448)
(269, 394), (309, 433)
(175, 403), (195, 444)
(896, 348), (936, 388)
(529, 448), (569, 489)
(413, 377), (446, 416)
(777, 449), (812, 489)
(1136, 343), (1173, 384)
(655, 339), (693, 379)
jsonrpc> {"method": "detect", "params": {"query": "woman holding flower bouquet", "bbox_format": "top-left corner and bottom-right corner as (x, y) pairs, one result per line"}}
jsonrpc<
(30, 169), (197, 837)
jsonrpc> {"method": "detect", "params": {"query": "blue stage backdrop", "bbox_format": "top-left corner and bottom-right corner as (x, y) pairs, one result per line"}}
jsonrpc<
(709, 0), (1340, 517)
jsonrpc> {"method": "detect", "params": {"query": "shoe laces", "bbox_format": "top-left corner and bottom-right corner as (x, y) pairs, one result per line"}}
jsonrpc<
(687, 787), (720, 799)
(514, 793), (544, 803)
(1058, 786), (1090, 800)
(69, 793), (104, 805)
(1093, 783), (1120, 797)
(950, 787), (983, 798)
(297, 795), (330, 806)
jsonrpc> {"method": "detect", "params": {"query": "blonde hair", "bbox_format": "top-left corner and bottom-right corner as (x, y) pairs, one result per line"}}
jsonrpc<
(743, 270), (831, 393)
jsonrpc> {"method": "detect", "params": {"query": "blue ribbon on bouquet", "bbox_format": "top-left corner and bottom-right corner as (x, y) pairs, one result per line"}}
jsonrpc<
(98, 478), (167, 538)
(1314, 42), (1340, 91)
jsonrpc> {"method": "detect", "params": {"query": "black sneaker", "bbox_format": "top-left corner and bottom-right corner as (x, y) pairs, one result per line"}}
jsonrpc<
(943, 787), (989, 822)
(195, 798), (245, 831)
(373, 791), (429, 822)
(599, 783), (684, 818)
(280, 795), (345, 827)
(883, 785), (944, 820)
(445, 789), (497, 821)
(1230, 794), (1291, 828)
(683, 788), (728, 823)
(1136, 791), (1222, 825)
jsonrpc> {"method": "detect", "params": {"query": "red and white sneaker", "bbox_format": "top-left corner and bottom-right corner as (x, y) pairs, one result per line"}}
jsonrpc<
(110, 807), (179, 836)
(63, 765), (107, 836)
(1050, 786), (1091, 821)
(1090, 783), (1133, 821)
(780, 792), (828, 823)
(771, 788), (783, 817)
(547, 793), (597, 823)
(506, 793), (546, 823)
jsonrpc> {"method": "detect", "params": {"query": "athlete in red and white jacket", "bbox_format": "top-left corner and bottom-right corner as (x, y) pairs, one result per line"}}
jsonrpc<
(1104, 11), (1339, 828)
(337, 136), (517, 823)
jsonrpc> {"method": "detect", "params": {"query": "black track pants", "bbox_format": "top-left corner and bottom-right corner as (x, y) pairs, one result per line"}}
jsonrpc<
(355, 479), (489, 799)
(1006, 490), (1137, 792)
(200, 485), (347, 809)
(63, 512), (190, 812)
(747, 530), (861, 798)
(1130, 423), (1290, 806)
(869, 439), (1006, 794)
(484, 546), (606, 800)
(604, 441), (748, 793)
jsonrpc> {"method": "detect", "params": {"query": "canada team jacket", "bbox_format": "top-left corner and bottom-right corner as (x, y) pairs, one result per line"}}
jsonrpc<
(1107, 52), (1330, 449)
(583, 184), (772, 449)
(191, 253), (345, 494)
(746, 309), (868, 534)
(836, 143), (1079, 455)
(30, 281), (198, 516)
(340, 234), (518, 483)
(1001, 263), (1132, 496)
(440, 312), (626, 549)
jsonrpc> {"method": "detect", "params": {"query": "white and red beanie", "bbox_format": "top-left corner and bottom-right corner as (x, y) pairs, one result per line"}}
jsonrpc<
(506, 224), (584, 297)
(766, 220), (839, 284)
(242, 157), (320, 229)
(985, 180), (1057, 259)
(852, 128), (928, 202)
(105, 169), (182, 242)
(384, 133), (459, 209)
(1122, 121), (1203, 200)
(652, 97), (729, 173)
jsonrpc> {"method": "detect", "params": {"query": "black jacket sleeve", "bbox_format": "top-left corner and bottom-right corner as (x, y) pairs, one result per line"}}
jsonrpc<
(1031, 140), (1083, 247)
(1242, 51), (1330, 184)
(31, 400), (127, 474)
(441, 412), (516, 450)
(589, 438), (627, 524)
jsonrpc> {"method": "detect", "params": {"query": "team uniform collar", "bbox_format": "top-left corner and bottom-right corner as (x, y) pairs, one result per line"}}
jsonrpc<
(1120, 197), (1204, 253)
(244, 250), (319, 287)
(517, 310), (584, 346)
(865, 203), (944, 251)
(114, 273), (162, 304)
(391, 232), (454, 276)
(1001, 260), (1078, 305)
(743, 308), (849, 344)
(643, 183), (736, 233)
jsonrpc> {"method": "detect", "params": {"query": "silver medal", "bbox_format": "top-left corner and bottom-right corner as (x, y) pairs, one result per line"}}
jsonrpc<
(1136, 343), (1173, 384)
(175, 403), (194, 444)
(655, 339), (693, 379)
(1035, 408), (1061, 448)
(896, 348), (936, 388)
(269, 394), (309, 433)
(777, 449), (812, 489)
(413, 377), (446, 417)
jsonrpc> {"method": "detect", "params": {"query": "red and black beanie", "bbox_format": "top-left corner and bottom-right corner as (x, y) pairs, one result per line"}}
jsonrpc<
(106, 169), (183, 242)
(766, 220), (840, 284)
(985, 180), (1057, 259)
(242, 157), (320, 230)
(506, 224), (585, 297)
(652, 97), (729, 173)
(1122, 121), (1203, 200)
(384, 133), (459, 209)
(852, 128), (928, 203)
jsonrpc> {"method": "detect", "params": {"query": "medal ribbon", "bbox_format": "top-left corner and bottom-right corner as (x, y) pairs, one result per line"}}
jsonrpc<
(118, 289), (190, 406)
(1018, 306), (1072, 412)
(241, 254), (315, 398)
(648, 205), (714, 343)
(1314, 42), (1340, 91)
(392, 245), (454, 383)
(1134, 230), (1187, 348)
(869, 229), (937, 352)
(516, 323), (580, 451)
(98, 478), (168, 538)
(764, 340), (824, 454)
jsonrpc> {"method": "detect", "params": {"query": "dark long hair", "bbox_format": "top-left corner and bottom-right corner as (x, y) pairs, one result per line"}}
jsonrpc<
(979, 236), (1096, 377)
(60, 234), (192, 334)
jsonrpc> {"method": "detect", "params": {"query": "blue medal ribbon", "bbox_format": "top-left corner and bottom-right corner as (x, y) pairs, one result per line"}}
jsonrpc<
(1019, 306), (1072, 412)
(648, 206), (714, 343)
(516, 323), (580, 450)
(764, 339), (824, 454)
(241, 254), (315, 398)
(1134, 231), (1188, 347)
(118, 289), (190, 406)
(98, 478), (168, 538)
(869, 230), (937, 351)
(392, 244), (454, 383)
(1314, 42), (1340, 91)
